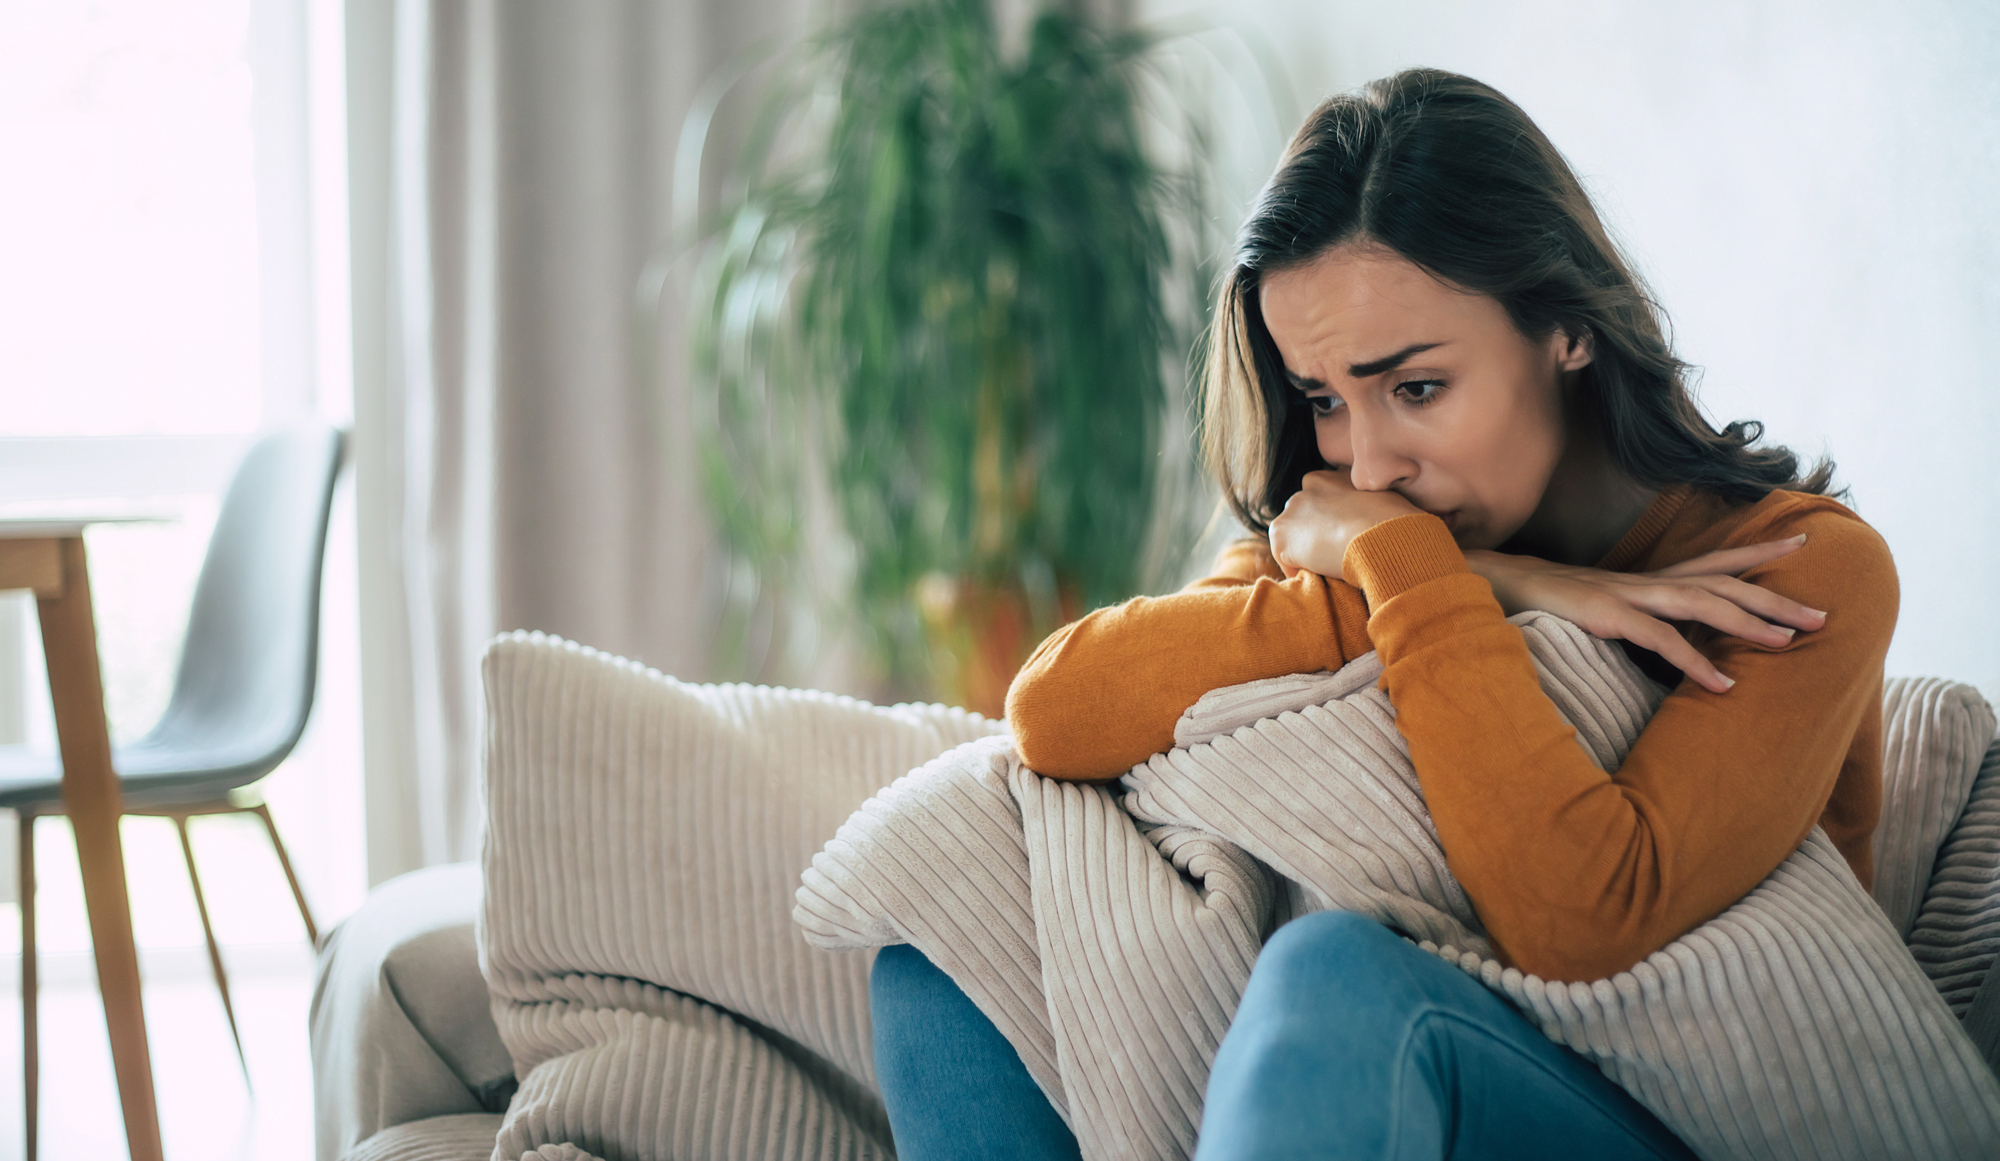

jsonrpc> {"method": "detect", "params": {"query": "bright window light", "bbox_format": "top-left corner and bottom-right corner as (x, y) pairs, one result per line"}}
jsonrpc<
(0, 0), (264, 436)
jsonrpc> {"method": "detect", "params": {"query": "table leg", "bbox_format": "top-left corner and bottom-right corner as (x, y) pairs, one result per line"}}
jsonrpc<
(34, 537), (163, 1161)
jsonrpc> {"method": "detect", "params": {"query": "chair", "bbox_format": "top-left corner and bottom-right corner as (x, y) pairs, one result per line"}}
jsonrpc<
(0, 423), (343, 1158)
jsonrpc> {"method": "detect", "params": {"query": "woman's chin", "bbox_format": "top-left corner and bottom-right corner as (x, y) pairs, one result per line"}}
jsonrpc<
(1453, 521), (1513, 554)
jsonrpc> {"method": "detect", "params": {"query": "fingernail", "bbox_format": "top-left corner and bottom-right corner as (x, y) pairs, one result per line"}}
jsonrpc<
(1774, 626), (1796, 642)
(1805, 607), (1827, 620)
(1791, 534), (1808, 543)
(1718, 674), (1736, 690)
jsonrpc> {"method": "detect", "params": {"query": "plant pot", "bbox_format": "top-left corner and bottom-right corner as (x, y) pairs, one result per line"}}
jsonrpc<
(916, 571), (1081, 719)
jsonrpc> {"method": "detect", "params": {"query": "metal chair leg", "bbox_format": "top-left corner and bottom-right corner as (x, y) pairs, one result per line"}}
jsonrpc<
(173, 815), (250, 1087)
(20, 811), (37, 1161)
(250, 803), (318, 948)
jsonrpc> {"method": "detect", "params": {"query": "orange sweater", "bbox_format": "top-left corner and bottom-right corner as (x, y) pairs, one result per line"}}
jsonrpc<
(1005, 487), (1898, 981)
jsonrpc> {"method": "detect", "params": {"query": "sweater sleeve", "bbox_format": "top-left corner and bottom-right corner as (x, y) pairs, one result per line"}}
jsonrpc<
(1004, 536), (1377, 781)
(1346, 507), (1899, 981)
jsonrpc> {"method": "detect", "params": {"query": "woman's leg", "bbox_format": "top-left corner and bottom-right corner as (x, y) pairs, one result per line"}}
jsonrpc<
(869, 943), (1082, 1161)
(1196, 911), (1697, 1161)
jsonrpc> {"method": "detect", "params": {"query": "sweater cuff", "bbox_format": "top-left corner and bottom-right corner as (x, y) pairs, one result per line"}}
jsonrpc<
(1343, 513), (1469, 608)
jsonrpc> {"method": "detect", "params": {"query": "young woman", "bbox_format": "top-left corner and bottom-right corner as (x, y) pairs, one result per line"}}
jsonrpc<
(869, 68), (1897, 1160)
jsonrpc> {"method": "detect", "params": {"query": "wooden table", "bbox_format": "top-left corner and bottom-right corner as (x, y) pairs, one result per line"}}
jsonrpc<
(0, 521), (162, 1161)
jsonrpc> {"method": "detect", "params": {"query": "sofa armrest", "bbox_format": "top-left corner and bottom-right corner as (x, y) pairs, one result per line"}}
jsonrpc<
(310, 862), (516, 1161)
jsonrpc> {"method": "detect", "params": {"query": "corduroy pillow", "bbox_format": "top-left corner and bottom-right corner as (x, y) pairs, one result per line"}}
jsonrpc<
(1908, 733), (2000, 1017)
(1874, 678), (1999, 938)
(480, 632), (999, 1161)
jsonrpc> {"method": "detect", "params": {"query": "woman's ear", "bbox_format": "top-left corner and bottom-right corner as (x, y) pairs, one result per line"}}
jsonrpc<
(1554, 326), (1594, 372)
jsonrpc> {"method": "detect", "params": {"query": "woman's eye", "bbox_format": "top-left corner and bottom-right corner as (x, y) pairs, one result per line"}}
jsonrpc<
(1396, 379), (1446, 406)
(1307, 394), (1341, 417)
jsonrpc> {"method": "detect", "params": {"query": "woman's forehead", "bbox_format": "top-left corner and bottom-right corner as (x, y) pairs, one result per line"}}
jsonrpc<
(1263, 248), (1510, 373)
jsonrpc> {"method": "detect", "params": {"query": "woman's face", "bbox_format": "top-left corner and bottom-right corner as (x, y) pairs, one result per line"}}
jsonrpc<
(1258, 244), (1593, 552)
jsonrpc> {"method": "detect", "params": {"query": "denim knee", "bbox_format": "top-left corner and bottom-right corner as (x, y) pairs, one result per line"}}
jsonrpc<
(1225, 911), (1425, 1075)
(1251, 910), (1413, 1003)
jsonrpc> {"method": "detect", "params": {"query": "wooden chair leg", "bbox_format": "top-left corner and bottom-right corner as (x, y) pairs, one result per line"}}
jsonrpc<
(173, 815), (249, 1087)
(250, 803), (318, 948)
(20, 811), (36, 1161)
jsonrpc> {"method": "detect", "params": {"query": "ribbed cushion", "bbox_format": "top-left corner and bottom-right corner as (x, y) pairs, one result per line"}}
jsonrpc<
(1874, 678), (1999, 938)
(480, 632), (1000, 1161)
(1909, 736), (2000, 1014)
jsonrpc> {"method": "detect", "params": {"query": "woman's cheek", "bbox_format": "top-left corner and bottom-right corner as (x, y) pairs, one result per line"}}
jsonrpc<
(1313, 417), (1346, 467)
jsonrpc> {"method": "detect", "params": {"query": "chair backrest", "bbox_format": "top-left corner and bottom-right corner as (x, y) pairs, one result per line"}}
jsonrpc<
(144, 424), (344, 770)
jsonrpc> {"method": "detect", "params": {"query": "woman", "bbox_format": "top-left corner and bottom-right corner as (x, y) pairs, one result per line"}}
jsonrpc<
(869, 68), (1896, 1160)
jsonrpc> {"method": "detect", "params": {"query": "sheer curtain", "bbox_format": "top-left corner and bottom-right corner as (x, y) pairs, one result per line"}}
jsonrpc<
(344, 0), (806, 883)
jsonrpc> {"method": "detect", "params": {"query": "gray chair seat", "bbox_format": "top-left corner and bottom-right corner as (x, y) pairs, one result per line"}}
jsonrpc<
(0, 734), (287, 810)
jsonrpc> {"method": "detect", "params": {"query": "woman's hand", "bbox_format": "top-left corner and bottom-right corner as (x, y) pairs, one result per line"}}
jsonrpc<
(1465, 537), (1828, 693)
(1269, 468), (1424, 582)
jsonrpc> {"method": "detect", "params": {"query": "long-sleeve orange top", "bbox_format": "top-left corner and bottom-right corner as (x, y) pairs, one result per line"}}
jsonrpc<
(1004, 487), (1898, 981)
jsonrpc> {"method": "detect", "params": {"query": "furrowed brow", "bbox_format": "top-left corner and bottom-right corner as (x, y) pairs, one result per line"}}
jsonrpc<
(1347, 342), (1442, 379)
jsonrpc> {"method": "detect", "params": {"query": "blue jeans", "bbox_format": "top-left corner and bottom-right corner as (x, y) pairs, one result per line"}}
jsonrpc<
(871, 943), (1083, 1161)
(1197, 911), (1696, 1160)
(870, 913), (1696, 1160)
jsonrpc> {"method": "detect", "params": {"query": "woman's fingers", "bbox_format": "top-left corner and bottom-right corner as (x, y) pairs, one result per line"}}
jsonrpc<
(1632, 582), (1796, 648)
(1629, 571), (1825, 635)
(1650, 535), (1805, 580)
(1688, 575), (1826, 631)
(1618, 612), (1735, 693)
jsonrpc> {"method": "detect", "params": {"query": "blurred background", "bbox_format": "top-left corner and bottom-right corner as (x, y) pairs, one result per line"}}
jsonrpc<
(0, 0), (1995, 1155)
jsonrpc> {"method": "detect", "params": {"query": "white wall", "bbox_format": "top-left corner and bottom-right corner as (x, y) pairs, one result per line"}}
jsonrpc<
(1146, 0), (2000, 696)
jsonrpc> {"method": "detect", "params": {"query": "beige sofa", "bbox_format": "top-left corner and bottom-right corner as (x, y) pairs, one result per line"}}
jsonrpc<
(311, 640), (2000, 1161)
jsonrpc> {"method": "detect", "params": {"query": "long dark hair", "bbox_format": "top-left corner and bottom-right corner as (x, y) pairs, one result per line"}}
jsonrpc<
(1201, 68), (1834, 534)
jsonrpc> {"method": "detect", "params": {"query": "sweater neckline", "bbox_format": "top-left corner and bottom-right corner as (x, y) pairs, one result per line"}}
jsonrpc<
(1595, 485), (1693, 573)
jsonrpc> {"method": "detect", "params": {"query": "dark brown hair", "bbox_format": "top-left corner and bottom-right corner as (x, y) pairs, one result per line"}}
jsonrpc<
(1201, 68), (1834, 534)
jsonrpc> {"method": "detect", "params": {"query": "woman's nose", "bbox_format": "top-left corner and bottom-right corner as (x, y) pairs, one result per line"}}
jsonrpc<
(1346, 417), (1416, 493)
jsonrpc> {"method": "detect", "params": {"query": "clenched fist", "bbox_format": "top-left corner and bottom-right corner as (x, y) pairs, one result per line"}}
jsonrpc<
(1268, 468), (1427, 582)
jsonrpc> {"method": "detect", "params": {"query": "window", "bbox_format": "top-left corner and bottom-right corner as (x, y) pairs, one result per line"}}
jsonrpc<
(0, 0), (363, 951)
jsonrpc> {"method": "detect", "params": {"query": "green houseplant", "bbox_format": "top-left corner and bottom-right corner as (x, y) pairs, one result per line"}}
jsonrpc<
(691, 0), (1215, 712)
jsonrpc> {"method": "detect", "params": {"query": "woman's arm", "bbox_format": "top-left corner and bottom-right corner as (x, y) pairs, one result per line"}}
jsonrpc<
(1349, 500), (1897, 981)
(1464, 538), (1825, 694)
(1004, 538), (1375, 781)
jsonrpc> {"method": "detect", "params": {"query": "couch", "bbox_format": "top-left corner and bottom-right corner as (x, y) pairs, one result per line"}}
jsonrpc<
(312, 637), (2000, 1161)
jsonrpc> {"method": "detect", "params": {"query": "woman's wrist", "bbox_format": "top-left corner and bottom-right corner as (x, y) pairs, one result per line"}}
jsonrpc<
(1342, 513), (1469, 608)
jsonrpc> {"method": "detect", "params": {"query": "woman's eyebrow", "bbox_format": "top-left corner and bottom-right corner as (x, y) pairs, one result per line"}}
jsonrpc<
(1347, 342), (1443, 378)
(1285, 341), (1447, 392)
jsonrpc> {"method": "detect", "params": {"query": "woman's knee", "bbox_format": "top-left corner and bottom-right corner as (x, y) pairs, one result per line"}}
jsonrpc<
(1223, 911), (1428, 1071)
(1250, 911), (1412, 1000)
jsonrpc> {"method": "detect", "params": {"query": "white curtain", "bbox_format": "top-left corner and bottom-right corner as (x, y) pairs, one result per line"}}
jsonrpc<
(345, 0), (807, 883)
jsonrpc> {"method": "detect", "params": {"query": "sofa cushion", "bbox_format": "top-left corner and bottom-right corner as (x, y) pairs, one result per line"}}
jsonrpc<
(312, 863), (515, 1161)
(1874, 678), (1999, 938)
(1909, 734), (2000, 1019)
(480, 632), (1001, 1161)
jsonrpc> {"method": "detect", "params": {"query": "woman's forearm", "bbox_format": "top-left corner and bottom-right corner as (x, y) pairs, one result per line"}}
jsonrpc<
(1005, 571), (1371, 781)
